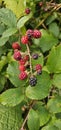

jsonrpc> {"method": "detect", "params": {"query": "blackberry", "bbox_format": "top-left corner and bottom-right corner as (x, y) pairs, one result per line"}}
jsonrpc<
(12, 42), (21, 50)
(33, 29), (41, 39)
(21, 35), (28, 44)
(35, 64), (42, 71)
(19, 65), (26, 71)
(26, 29), (33, 39)
(25, 8), (30, 14)
(29, 76), (37, 86)
(13, 51), (21, 61)
(32, 53), (38, 59)
(19, 58), (26, 65)
(19, 71), (27, 80)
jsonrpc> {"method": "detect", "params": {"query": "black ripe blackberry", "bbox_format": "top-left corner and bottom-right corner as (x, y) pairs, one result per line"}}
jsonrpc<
(29, 76), (37, 86)
(32, 53), (38, 59)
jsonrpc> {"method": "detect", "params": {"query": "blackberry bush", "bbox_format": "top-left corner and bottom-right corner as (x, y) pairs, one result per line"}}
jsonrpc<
(0, 1), (61, 130)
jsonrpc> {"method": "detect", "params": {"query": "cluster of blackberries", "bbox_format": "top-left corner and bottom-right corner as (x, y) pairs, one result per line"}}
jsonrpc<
(12, 42), (29, 80)
(21, 29), (42, 45)
(12, 29), (42, 86)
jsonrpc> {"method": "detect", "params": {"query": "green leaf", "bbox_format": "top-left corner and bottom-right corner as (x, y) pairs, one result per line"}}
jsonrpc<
(0, 0), (2, 4)
(0, 25), (6, 35)
(46, 12), (58, 25)
(37, 106), (50, 126)
(0, 8), (17, 27)
(56, 112), (61, 119)
(0, 46), (6, 56)
(17, 13), (32, 29)
(47, 96), (61, 113)
(46, 45), (61, 73)
(42, 125), (59, 130)
(4, 0), (26, 18)
(0, 56), (7, 71)
(26, 71), (51, 100)
(0, 37), (9, 46)
(7, 61), (26, 87)
(54, 119), (61, 130)
(2, 28), (17, 38)
(27, 109), (40, 130)
(34, 103), (50, 126)
(17, 0), (26, 18)
(41, 115), (61, 130)
(0, 87), (24, 107)
(0, 74), (6, 92)
(49, 22), (60, 37)
(34, 29), (58, 52)
(59, 33), (61, 39)
(53, 73), (61, 89)
(0, 104), (22, 130)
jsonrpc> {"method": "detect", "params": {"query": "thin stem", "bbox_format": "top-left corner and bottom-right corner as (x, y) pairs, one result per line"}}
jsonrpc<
(26, 44), (33, 75)
(18, 29), (22, 45)
(42, 23), (47, 29)
(20, 113), (28, 130)
(35, 4), (61, 29)
(20, 100), (36, 130)
(18, 29), (21, 45)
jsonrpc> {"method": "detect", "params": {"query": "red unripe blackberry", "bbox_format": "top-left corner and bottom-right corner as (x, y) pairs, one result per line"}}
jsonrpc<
(12, 42), (21, 50)
(13, 51), (21, 61)
(19, 71), (27, 80)
(33, 29), (41, 38)
(24, 55), (29, 62)
(25, 8), (30, 14)
(29, 76), (37, 86)
(35, 64), (42, 71)
(21, 35), (29, 44)
(26, 29), (33, 39)
(19, 65), (26, 71)
(19, 59), (26, 65)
